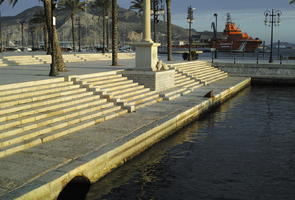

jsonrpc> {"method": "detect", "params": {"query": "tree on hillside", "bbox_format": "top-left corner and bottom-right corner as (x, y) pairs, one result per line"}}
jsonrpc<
(0, 0), (66, 74)
(130, 0), (144, 14)
(89, 0), (111, 53)
(30, 10), (49, 53)
(112, 0), (118, 66)
(59, 0), (85, 52)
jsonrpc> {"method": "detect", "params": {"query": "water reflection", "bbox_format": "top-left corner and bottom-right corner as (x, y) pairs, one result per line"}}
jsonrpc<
(87, 86), (295, 200)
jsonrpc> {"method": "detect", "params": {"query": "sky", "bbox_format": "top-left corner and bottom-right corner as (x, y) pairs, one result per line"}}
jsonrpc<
(0, 0), (295, 44)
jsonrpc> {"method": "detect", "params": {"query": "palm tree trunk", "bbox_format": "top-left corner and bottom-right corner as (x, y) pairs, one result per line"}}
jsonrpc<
(71, 14), (76, 52)
(43, 24), (49, 52)
(102, 10), (106, 53)
(112, 0), (118, 66)
(166, 0), (172, 61)
(43, 0), (66, 72)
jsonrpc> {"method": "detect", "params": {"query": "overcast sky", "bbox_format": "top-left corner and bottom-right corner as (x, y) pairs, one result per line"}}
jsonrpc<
(1, 0), (295, 43)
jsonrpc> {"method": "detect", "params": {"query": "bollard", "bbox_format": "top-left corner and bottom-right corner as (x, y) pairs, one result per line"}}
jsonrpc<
(211, 51), (214, 63)
(256, 53), (259, 64)
(280, 54), (283, 65)
(233, 55), (236, 64)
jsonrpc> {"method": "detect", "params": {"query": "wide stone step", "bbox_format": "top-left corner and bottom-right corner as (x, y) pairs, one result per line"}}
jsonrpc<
(0, 87), (87, 108)
(194, 71), (227, 80)
(0, 84), (80, 102)
(0, 78), (66, 91)
(100, 82), (138, 92)
(135, 97), (163, 109)
(87, 76), (128, 86)
(0, 87), (88, 109)
(0, 95), (101, 123)
(0, 98), (108, 133)
(179, 81), (201, 89)
(80, 74), (121, 83)
(0, 109), (127, 158)
(120, 90), (157, 102)
(178, 66), (214, 74)
(175, 64), (209, 70)
(203, 74), (228, 84)
(108, 84), (145, 96)
(114, 88), (151, 99)
(175, 77), (195, 86)
(129, 93), (161, 107)
(0, 90), (94, 116)
(0, 104), (120, 149)
(161, 87), (188, 98)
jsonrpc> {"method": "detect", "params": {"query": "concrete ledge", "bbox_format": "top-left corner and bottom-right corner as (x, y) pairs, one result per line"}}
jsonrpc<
(1, 77), (250, 200)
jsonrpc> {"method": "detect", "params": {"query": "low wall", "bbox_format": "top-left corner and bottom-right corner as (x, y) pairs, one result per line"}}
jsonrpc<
(214, 63), (295, 85)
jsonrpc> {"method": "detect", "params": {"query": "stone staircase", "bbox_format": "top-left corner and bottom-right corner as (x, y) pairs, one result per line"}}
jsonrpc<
(0, 59), (8, 67)
(76, 54), (110, 61)
(160, 61), (228, 100)
(69, 71), (163, 110)
(2, 56), (45, 66)
(160, 71), (203, 100)
(171, 61), (228, 85)
(0, 77), (128, 158)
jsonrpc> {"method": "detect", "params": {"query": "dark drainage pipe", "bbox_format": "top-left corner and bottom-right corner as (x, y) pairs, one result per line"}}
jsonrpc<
(57, 176), (91, 200)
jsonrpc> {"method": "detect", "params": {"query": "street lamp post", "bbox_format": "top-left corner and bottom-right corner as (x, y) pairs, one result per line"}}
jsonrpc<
(0, 8), (2, 52)
(19, 21), (25, 50)
(49, 0), (58, 76)
(187, 6), (195, 61)
(105, 16), (109, 50)
(264, 9), (282, 63)
(152, 0), (164, 42)
(213, 13), (218, 58)
(77, 17), (81, 52)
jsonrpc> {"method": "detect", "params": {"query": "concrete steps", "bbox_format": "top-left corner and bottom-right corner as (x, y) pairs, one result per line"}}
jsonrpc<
(76, 54), (110, 61)
(160, 70), (203, 100)
(0, 59), (8, 67)
(70, 71), (163, 110)
(0, 77), (128, 158)
(171, 61), (228, 85)
(2, 56), (45, 65)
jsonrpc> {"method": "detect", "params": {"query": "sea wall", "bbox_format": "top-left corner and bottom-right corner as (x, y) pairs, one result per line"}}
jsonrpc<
(213, 63), (295, 85)
(2, 77), (251, 200)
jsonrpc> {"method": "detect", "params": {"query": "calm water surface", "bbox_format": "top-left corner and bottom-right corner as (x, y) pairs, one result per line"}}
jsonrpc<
(86, 86), (295, 200)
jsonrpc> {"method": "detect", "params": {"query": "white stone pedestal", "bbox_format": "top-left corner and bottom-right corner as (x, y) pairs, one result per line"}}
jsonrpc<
(122, 70), (175, 92)
(134, 42), (161, 72)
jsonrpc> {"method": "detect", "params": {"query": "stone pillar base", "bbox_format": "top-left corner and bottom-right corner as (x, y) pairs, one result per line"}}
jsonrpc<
(134, 42), (161, 71)
(121, 70), (175, 92)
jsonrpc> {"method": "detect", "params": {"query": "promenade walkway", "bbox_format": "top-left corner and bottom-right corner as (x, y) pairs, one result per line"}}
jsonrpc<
(0, 56), (249, 200)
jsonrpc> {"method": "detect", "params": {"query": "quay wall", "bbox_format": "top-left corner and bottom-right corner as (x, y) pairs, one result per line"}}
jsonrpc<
(213, 63), (295, 85)
(3, 78), (250, 200)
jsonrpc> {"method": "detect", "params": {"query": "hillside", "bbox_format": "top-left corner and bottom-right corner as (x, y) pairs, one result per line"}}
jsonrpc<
(0, 6), (194, 48)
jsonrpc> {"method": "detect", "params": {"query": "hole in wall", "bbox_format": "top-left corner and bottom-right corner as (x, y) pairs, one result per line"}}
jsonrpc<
(57, 176), (91, 200)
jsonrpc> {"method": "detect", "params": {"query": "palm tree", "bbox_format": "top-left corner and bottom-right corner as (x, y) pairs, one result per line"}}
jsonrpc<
(130, 0), (144, 14)
(30, 10), (49, 53)
(0, 0), (66, 73)
(166, 0), (172, 61)
(112, 0), (118, 66)
(89, 0), (111, 53)
(59, 0), (85, 52)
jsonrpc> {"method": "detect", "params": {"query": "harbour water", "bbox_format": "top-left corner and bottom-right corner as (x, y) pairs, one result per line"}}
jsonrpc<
(86, 85), (295, 200)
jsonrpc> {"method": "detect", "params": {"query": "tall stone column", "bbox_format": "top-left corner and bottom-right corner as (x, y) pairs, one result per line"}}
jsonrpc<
(134, 0), (160, 71)
(126, 0), (175, 92)
(143, 0), (152, 42)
